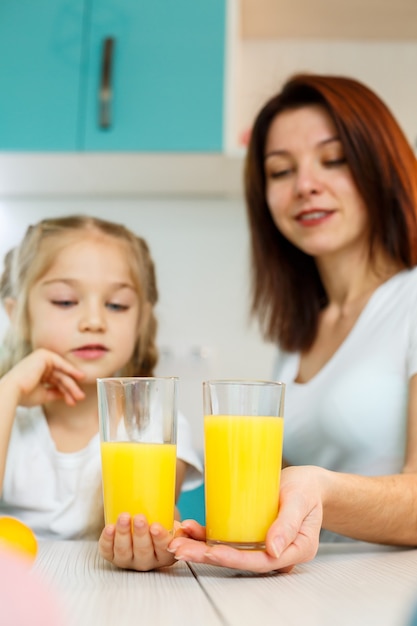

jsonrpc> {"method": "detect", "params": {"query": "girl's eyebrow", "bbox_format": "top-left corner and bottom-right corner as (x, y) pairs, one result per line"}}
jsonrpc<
(264, 136), (341, 160)
(40, 278), (135, 291)
(40, 278), (78, 287)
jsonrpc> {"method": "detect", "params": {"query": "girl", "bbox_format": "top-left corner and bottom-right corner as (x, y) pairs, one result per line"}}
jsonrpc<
(170, 73), (417, 572)
(0, 215), (202, 571)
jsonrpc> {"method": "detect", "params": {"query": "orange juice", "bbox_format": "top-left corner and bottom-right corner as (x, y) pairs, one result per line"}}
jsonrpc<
(100, 441), (176, 530)
(204, 414), (284, 547)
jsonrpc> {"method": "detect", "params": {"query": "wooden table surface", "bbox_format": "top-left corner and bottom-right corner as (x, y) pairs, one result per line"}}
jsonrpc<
(33, 540), (417, 626)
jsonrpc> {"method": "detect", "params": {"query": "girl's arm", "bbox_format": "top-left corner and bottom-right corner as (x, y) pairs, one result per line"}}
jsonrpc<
(0, 349), (85, 491)
(0, 375), (21, 494)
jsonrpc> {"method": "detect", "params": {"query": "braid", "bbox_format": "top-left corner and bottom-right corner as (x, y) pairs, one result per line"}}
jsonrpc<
(127, 236), (159, 377)
(0, 248), (17, 301)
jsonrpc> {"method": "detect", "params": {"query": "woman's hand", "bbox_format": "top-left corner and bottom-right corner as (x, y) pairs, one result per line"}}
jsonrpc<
(1, 348), (85, 407)
(99, 514), (182, 571)
(168, 466), (324, 574)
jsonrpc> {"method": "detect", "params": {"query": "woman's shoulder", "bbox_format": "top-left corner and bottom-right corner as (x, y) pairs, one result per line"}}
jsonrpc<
(374, 267), (417, 305)
(366, 268), (417, 336)
(388, 267), (417, 288)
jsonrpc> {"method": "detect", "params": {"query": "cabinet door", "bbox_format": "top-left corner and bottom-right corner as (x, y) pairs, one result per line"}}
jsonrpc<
(83, 0), (226, 151)
(0, 1), (85, 151)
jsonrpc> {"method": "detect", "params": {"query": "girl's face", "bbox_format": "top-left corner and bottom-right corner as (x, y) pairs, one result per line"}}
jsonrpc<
(264, 105), (370, 262)
(28, 234), (141, 384)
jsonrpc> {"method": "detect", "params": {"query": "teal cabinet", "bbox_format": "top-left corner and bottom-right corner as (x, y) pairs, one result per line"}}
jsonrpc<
(0, 1), (85, 150)
(84, 0), (226, 151)
(0, 0), (226, 151)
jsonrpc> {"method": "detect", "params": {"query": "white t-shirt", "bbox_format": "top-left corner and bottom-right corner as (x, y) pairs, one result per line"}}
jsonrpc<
(273, 268), (417, 539)
(1, 406), (203, 540)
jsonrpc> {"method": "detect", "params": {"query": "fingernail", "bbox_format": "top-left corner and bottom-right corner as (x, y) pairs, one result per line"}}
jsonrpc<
(271, 537), (284, 559)
(204, 552), (218, 563)
(119, 514), (131, 527)
(133, 517), (146, 530)
(174, 554), (187, 561)
(105, 525), (115, 537)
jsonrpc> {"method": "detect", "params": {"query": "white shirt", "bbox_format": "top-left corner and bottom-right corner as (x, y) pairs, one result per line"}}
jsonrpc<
(273, 269), (417, 538)
(1, 406), (203, 540)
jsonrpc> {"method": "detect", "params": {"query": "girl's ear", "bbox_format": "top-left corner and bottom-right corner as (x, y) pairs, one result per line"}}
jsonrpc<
(3, 297), (16, 320)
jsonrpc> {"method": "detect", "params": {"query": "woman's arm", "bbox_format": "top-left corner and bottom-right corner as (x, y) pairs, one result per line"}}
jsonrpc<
(318, 373), (417, 545)
(319, 470), (417, 545)
(169, 465), (417, 573)
(168, 375), (417, 571)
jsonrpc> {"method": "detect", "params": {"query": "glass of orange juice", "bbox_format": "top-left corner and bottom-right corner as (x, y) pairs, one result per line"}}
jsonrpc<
(203, 379), (285, 550)
(97, 377), (178, 531)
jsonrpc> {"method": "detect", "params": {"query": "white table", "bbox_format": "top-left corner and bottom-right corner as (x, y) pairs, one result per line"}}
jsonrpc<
(34, 541), (417, 626)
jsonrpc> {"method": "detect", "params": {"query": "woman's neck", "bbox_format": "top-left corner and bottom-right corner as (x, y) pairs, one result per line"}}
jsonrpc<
(296, 249), (404, 384)
(316, 247), (403, 313)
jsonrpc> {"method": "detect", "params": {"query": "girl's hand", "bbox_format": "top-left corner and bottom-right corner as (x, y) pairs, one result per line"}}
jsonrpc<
(2, 348), (85, 407)
(168, 466), (324, 574)
(98, 514), (182, 571)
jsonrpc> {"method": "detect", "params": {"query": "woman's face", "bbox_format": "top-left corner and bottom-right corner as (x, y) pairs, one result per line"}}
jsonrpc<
(264, 105), (370, 262)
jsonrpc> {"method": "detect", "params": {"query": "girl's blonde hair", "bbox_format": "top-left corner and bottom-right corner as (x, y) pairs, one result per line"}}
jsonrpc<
(0, 215), (159, 377)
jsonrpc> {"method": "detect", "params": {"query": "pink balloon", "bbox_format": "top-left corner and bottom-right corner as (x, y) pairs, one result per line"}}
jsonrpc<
(0, 548), (66, 626)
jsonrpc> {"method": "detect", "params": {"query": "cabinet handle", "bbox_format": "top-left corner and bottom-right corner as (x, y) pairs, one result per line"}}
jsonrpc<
(99, 37), (115, 129)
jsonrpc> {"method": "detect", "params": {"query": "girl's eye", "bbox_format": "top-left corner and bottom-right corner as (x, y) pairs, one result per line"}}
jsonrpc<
(106, 302), (129, 312)
(51, 300), (76, 308)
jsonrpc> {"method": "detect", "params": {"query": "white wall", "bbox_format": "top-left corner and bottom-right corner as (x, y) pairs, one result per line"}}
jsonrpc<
(3, 37), (416, 456)
(0, 199), (276, 454)
(234, 39), (417, 149)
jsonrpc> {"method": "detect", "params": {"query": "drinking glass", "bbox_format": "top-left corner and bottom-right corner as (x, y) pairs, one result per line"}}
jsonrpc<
(203, 379), (285, 549)
(97, 377), (178, 530)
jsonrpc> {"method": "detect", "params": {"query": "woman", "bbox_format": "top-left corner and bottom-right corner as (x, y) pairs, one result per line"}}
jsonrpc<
(169, 73), (417, 572)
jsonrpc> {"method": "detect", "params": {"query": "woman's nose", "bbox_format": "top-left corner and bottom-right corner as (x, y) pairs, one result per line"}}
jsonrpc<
(294, 163), (321, 197)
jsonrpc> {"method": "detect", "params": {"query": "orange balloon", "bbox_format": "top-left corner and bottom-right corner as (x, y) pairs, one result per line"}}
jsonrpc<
(0, 516), (38, 562)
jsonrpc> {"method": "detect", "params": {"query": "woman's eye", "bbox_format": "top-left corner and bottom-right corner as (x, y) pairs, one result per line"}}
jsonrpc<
(106, 302), (129, 312)
(324, 157), (346, 167)
(268, 168), (292, 179)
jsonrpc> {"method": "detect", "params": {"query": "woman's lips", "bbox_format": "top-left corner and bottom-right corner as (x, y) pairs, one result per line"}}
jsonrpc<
(296, 209), (335, 226)
(72, 345), (109, 360)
